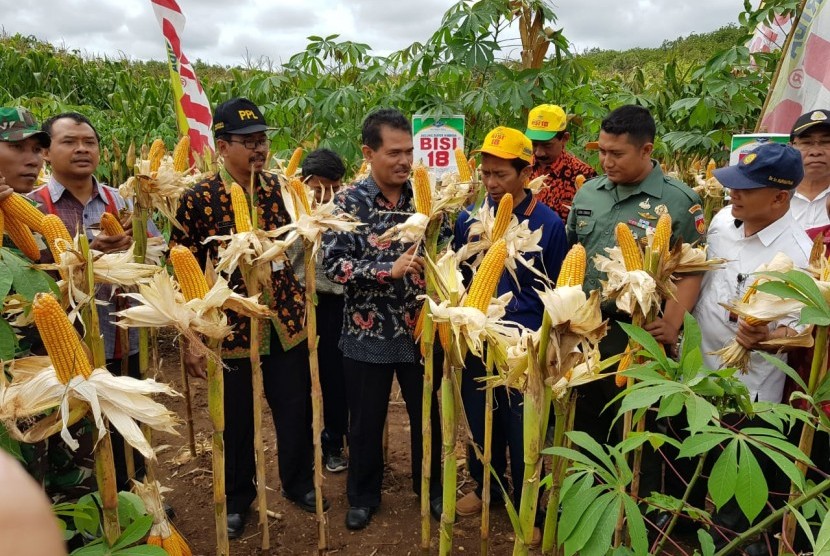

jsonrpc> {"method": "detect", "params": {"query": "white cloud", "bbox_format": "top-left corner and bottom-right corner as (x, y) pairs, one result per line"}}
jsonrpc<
(1, 0), (748, 66)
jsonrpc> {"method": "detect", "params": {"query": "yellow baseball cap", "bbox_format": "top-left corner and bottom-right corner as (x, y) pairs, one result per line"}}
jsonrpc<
(473, 126), (533, 163)
(525, 104), (567, 140)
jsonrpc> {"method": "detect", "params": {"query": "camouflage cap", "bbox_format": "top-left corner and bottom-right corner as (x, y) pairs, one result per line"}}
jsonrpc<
(0, 107), (50, 145)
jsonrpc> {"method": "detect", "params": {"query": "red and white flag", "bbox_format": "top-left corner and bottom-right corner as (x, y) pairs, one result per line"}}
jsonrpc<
(759, 0), (830, 133)
(150, 0), (215, 157)
(748, 12), (793, 66)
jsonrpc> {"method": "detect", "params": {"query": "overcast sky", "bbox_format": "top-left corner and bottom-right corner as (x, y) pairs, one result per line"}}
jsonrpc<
(0, 0), (749, 67)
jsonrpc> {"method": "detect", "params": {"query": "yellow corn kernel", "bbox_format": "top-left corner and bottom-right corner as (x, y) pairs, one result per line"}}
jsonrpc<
(651, 213), (672, 256)
(41, 214), (72, 263)
(810, 233), (825, 267)
(161, 525), (192, 556)
(0, 205), (4, 238)
(739, 279), (766, 326)
(455, 148), (471, 182)
(172, 136), (191, 173)
(616, 346), (633, 388)
(230, 183), (253, 233)
(169, 245), (209, 301)
(705, 159), (716, 180)
(285, 147), (303, 177)
(556, 244), (587, 288)
(412, 164), (432, 215)
(491, 193), (513, 242)
(414, 307), (426, 341)
(464, 238), (507, 313)
(615, 223), (643, 271)
(5, 216), (40, 261)
(148, 138), (166, 174)
(99, 212), (125, 237)
(289, 177), (311, 215)
(32, 292), (92, 383)
(437, 322), (451, 352)
(0, 193), (45, 233)
(575, 174), (586, 190)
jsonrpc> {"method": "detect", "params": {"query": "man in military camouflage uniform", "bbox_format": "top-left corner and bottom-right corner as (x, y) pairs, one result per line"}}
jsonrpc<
(566, 105), (705, 442)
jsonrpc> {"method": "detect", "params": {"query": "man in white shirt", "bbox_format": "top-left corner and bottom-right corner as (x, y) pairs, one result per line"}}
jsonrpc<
(790, 109), (830, 229)
(694, 142), (812, 403)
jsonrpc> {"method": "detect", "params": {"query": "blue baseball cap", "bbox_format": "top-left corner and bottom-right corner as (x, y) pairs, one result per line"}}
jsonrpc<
(714, 142), (804, 190)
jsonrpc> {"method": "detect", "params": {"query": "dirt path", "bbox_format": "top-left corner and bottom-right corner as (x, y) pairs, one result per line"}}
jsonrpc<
(153, 335), (520, 555)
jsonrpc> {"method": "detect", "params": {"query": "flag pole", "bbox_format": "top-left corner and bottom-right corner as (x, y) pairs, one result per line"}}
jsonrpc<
(755, 0), (808, 132)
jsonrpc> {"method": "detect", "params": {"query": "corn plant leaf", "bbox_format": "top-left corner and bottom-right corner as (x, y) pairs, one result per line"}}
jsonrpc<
(760, 270), (830, 318)
(735, 441), (767, 523)
(800, 306), (830, 326)
(708, 439), (737, 509)
(564, 491), (616, 556)
(757, 351), (808, 393)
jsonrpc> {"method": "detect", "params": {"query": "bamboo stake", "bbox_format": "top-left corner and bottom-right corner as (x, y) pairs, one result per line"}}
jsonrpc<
(421, 222), (440, 553)
(304, 241), (328, 554)
(754, 0), (809, 132)
(781, 324), (829, 551)
(480, 347), (495, 556)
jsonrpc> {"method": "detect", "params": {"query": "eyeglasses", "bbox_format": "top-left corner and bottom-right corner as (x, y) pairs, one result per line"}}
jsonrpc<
(793, 138), (830, 150)
(227, 137), (269, 150)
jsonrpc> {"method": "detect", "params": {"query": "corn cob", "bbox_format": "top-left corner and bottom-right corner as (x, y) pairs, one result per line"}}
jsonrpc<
(740, 280), (765, 326)
(491, 193), (513, 242)
(5, 216), (41, 261)
(32, 292), (92, 383)
(285, 147), (303, 177)
(172, 136), (191, 173)
(437, 322), (451, 351)
(148, 138), (166, 174)
(229, 183), (253, 233)
(615, 223), (643, 271)
(556, 244), (587, 288)
(455, 148), (471, 182)
(99, 212), (125, 237)
(0, 205), (4, 238)
(289, 177), (311, 215)
(0, 193), (45, 233)
(464, 238), (507, 313)
(705, 159), (716, 180)
(41, 214), (72, 263)
(169, 245), (209, 301)
(126, 141), (136, 172)
(412, 165), (432, 215)
(616, 345), (633, 387)
(147, 524), (192, 556)
(575, 174), (586, 190)
(651, 214), (672, 256)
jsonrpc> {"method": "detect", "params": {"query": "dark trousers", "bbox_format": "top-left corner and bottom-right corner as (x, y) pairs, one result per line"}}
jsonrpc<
(224, 326), (314, 513)
(343, 355), (442, 508)
(106, 353), (145, 490)
(317, 293), (348, 454)
(461, 352), (527, 510)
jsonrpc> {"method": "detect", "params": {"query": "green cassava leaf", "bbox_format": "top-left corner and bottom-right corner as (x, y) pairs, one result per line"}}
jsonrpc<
(708, 440), (738, 509)
(564, 491), (616, 556)
(735, 441), (767, 523)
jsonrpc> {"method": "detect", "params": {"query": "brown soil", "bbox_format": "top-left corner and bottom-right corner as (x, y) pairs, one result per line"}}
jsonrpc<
(153, 334), (521, 556)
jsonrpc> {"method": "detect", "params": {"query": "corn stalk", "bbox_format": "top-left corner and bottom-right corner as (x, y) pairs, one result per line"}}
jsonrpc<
(780, 324), (829, 551)
(421, 220), (440, 553)
(207, 336), (228, 556)
(439, 354), (460, 555)
(304, 240), (328, 554)
(79, 232), (120, 545)
(541, 390), (576, 555)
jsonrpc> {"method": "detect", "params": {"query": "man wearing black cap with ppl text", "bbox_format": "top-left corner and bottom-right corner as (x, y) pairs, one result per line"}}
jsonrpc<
(171, 98), (323, 539)
(790, 109), (830, 229)
(692, 141), (812, 551)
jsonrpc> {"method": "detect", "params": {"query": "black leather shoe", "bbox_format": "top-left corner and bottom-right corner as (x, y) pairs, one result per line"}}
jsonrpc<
(227, 512), (247, 539)
(345, 506), (374, 530)
(282, 489), (330, 513)
(429, 495), (443, 522)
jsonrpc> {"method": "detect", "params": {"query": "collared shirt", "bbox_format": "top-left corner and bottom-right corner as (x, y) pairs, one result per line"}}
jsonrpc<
(791, 186), (830, 229)
(567, 163), (705, 355)
(30, 177), (139, 360)
(454, 190), (567, 330)
(532, 151), (597, 222)
(693, 207), (812, 402)
(170, 171), (307, 358)
(322, 175), (434, 364)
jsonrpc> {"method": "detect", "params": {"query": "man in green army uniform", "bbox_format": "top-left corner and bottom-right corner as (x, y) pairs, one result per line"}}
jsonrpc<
(566, 104), (705, 443)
